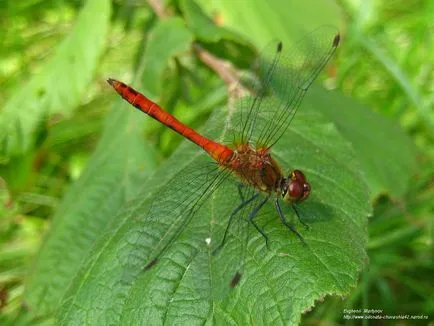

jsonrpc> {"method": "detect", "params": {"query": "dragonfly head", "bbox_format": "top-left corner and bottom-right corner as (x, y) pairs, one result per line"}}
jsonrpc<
(282, 170), (310, 203)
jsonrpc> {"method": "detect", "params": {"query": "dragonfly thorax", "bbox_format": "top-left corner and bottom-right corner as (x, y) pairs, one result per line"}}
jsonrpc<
(227, 144), (284, 193)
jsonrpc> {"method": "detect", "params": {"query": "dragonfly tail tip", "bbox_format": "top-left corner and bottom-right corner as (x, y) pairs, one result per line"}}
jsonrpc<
(107, 78), (116, 86)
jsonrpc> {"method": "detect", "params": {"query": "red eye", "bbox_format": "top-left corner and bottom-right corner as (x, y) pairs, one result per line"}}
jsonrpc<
(292, 169), (306, 183)
(285, 170), (310, 202)
(289, 180), (304, 199)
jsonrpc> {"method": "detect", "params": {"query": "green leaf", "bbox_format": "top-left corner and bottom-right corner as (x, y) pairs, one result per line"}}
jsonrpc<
(310, 86), (417, 199)
(25, 13), (196, 317)
(0, 0), (111, 158)
(196, 0), (341, 47)
(358, 35), (434, 134)
(180, 0), (243, 43)
(55, 101), (369, 324)
(179, 0), (256, 69)
(141, 17), (194, 99)
(24, 101), (158, 315)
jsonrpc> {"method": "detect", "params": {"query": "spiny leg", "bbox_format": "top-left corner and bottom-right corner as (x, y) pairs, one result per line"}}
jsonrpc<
(274, 198), (306, 246)
(213, 193), (260, 255)
(248, 196), (271, 249)
(292, 204), (310, 230)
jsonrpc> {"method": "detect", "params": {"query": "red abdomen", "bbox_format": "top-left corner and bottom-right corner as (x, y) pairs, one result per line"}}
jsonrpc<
(107, 78), (233, 164)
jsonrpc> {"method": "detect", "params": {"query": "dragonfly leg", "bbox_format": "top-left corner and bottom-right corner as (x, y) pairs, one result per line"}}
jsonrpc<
(248, 196), (271, 249)
(274, 198), (307, 246)
(213, 193), (260, 255)
(292, 204), (310, 230)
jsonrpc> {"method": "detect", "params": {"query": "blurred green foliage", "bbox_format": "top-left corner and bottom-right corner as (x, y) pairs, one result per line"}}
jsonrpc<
(0, 0), (432, 324)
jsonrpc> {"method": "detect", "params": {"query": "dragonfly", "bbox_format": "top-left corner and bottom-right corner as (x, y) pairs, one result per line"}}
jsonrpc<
(108, 26), (340, 295)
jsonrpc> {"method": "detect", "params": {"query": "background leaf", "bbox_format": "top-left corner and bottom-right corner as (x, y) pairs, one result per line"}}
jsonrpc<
(180, 0), (241, 43)
(310, 87), (417, 199)
(0, 0), (111, 158)
(142, 17), (194, 99)
(24, 12), (195, 317)
(24, 98), (157, 315)
(196, 0), (342, 48)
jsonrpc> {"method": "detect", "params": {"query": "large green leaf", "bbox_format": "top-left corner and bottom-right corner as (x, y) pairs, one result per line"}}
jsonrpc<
(24, 102), (158, 315)
(25, 14), (195, 317)
(196, 0), (341, 48)
(142, 18), (194, 99)
(180, 0), (238, 43)
(179, 0), (256, 69)
(309, 87), (417, 199)
(56, 99), (370, 324)
(0, 0), (111, 158)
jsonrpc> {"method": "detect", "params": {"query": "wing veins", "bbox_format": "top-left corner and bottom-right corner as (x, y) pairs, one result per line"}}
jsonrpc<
(144, 164), (232, 266)
(240, 46), (282, 145)
(254, 34), (338, 149)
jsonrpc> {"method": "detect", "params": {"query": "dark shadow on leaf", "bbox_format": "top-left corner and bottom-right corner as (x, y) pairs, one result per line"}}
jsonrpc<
(295, 200), (334, 224)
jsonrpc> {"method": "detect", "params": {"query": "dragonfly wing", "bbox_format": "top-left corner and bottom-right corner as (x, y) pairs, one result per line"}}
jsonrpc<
(120, 152), (266, 301)
(147, 159), (231, 266)
(234, 26), (339, 149)
(121, 154), (232, 286)
(208, 183), (269, 299)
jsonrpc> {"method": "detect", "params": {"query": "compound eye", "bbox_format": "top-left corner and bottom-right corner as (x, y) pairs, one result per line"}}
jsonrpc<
(288, 180), (304, 200)
(284, 170), (311, 203)
(292, 169), (306, 182)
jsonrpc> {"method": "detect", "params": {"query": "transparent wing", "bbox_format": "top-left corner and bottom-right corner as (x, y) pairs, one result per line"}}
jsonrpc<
(120, 151), (274, 300)
(208, 182), (267, 299)
(146, 158), (231, 268)
(119, 151), (272, 300)
(120, 153), (232, 285)
(233, 26), (339, 149)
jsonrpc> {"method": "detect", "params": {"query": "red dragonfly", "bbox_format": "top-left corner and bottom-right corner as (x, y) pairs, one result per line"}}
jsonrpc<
(109, 26), (339, 294)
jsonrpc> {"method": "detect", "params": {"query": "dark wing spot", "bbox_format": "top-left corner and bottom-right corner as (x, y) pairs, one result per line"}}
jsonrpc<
(333, 33), (340, 47)
(277, 41), (283, 52)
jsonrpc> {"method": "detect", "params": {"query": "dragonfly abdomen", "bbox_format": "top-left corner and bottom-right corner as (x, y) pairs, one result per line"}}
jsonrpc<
(107, 78), (234, 164)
